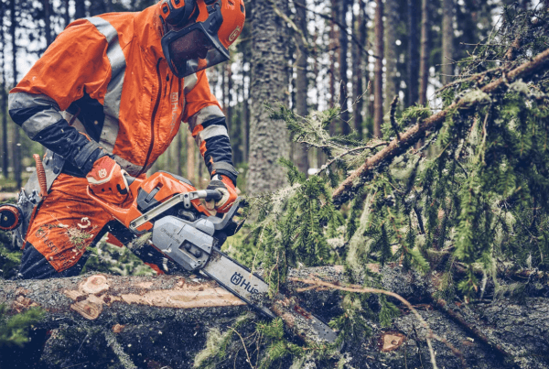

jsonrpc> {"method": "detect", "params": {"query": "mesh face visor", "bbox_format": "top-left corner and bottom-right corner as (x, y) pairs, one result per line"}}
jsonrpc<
(162, 22), (229, 78)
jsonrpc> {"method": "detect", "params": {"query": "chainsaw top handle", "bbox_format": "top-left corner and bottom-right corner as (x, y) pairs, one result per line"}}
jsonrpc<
(87, 173), (223, 231)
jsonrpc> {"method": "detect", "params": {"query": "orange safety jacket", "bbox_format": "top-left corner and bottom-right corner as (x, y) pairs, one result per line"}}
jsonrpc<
(8, 3), (238, 184)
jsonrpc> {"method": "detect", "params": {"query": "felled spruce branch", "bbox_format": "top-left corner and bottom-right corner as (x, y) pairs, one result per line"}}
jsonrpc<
(332, 46), (549, 205)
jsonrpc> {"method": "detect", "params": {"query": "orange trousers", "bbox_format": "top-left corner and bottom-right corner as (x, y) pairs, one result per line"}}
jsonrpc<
(25, 174), (114, 272)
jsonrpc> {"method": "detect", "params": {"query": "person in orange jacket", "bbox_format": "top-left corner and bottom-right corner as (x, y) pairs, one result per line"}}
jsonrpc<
(8, 0), (244, 279)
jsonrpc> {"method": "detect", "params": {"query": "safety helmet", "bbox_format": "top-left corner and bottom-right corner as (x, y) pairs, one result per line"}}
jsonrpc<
(158, 0), (245, 78)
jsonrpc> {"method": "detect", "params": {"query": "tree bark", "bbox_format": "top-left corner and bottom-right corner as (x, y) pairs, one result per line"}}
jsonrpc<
(373, 0), (384, 138)
(328, 0), (338, 136)
(246, 0), (290, 195)
(384, 0), (398, 115)
(10, 0), (21, 190)
(352, 0), (367, 141)
(42, 0), (53, 47)
(293, 0), (310, 175)
(242, 63), (249, 164)
(407, 0), (419, 108)
(63, 0), (71, 28)
(338, 0), (350, 135)
(88, 0), (106, 17)
(442, 0), (455, 85)
(175, 129), (182, 177)
(1, 3), (8, 180)
(419, 0), (429, 106)
(185, 128), (196, 185)
(2, 267), (548, 368)
(332, 47), (549, 204)
(74, 0), (86, 19)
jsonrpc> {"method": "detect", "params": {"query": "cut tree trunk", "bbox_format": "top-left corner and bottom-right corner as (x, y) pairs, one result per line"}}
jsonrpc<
(1, 266), (548, 368)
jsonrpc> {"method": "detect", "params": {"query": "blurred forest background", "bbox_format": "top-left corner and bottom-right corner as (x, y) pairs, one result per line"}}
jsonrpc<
(0, 0), (539, 195)
(2, 0), (549, 367)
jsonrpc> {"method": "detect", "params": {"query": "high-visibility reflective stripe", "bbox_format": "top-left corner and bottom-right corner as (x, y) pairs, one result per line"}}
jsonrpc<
(86, 17), (125, 153)
(187, 105), (224, 131)
(198, 124), (229, 141)
(9, 93), (64, 139)
(183, 73), (198, 94)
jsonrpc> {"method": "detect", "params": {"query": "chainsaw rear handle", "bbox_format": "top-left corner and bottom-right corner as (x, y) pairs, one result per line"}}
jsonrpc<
(204, 190), (223, 201)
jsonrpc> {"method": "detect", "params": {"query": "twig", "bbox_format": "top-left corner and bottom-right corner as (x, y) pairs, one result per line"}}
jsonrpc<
(435, 66), (504, 94)
(229, 327), (255, 369)
(293, 2), (380, 60)
(316, 142), (389, 176)
(390, 96), (401, 142)
(460, 42), (506, 47)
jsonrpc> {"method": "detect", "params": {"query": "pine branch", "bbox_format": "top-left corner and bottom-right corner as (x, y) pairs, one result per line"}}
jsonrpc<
(332, 47), (549, 206)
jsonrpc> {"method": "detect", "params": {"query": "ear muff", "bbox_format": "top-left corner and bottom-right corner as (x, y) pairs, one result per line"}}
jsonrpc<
(159, 0), (197, 28)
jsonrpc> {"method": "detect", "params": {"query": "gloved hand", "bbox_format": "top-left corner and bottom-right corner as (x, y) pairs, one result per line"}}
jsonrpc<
(205, 175), (237, 213)
(86, 156), (130, 205)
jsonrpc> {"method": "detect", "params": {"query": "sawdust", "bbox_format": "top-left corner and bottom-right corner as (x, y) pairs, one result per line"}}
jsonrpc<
(66, 225), (97, 250)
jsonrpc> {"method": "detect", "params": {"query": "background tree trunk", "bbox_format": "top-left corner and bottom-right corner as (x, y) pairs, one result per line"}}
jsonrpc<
(419, 0), (429, 106)
(338, 0), (350, 135)
(62, 0), (71, 27)
(88, 0), (106, 17)
(175, 129), (182, 176)
(1, 3), (8, 180)
(10, 0), (21, 190)
(328, 0), (338, 135)
(293, 0), (310, 175)
(384, 0), (398, 115)
(373, 0), (384, 138)
(74, 0), (85, 19)
(407, 0), (419, 108)
(442, 0), (455, 85)
(186, 129), (196, 185)
(42, 0), (53, 47)
(242, 64), (249, 164)
(246, 0), (290, 195)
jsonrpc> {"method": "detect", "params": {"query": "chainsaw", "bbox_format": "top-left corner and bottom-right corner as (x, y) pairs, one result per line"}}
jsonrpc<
(86, 170), (338, 343)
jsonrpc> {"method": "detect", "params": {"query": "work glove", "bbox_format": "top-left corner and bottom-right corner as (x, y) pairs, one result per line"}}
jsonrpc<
(205, 174), (237, 213)
(86, 156), (130, 206)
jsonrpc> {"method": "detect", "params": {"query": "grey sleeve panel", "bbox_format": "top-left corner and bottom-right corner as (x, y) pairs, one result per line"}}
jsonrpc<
(8, 92), (65, 140)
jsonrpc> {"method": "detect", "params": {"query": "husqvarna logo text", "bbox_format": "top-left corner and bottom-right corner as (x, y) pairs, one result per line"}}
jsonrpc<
(228, 26), (241, 43)
(230, 272), (259, 294)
